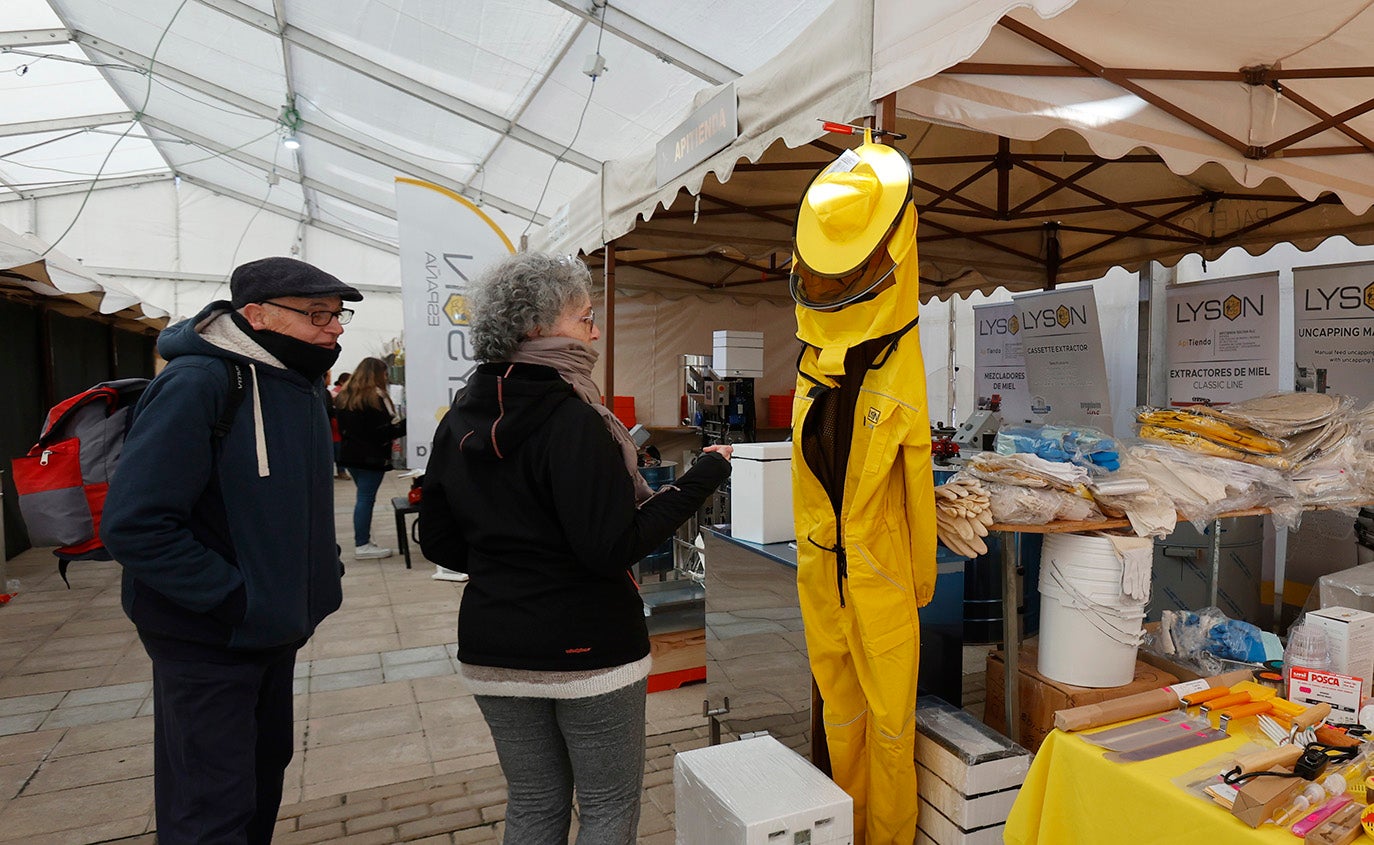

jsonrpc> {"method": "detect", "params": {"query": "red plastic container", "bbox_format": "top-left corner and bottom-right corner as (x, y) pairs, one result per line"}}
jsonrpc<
(612, 395), (637, 428)
(767, 393), (794, 428)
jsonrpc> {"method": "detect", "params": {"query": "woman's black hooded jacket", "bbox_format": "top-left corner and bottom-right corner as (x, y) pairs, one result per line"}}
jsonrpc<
(418, 361), (730, 671)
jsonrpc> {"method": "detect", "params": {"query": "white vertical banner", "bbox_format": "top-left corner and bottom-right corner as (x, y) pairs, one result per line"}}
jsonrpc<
(1293, 262), (1374, 404)
(396, 178), (515, 470)
(1165, 273), (1280, 407)
(972, 301), (1033, 424)
(1012, 286), (1114, 433)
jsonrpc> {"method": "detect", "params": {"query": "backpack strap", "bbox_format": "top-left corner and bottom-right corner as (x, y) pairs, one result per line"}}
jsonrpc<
(213, 361), (247, 439)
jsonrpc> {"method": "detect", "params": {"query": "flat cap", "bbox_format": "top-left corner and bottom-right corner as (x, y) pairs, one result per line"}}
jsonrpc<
(230, 257), (363, 308)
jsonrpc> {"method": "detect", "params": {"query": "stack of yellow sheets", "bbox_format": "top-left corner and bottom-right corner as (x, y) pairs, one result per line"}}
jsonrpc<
(1135, 408), (1290, 469)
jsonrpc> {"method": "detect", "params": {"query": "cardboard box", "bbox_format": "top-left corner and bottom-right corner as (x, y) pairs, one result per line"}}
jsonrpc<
(984, 639), (1179, 752)
(1230, 768), (1304, 828)
(674, 735), (853, 844)
(1288, 666), (1363, 725)
(1305, 606), (1374, 697)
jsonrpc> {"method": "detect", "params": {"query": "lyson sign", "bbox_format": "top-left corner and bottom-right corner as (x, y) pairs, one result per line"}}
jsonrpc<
(1294, 263), (1374, 404)
(1300, 281), (1374, 313)
(972, 301), (1032, 424)
(1165, 273), (1279, 406)
(1019, 303), (1088, 331)
(655, 84), (738, 187)
(1174, 293), (1266, 322)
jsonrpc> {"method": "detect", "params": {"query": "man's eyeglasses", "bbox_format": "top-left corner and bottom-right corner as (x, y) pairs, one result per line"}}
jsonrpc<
(580, 308), (596, 326)
(261, 300), (354, 326)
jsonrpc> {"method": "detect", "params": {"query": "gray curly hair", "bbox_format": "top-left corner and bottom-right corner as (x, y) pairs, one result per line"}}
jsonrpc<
(468, 252), (593, 361)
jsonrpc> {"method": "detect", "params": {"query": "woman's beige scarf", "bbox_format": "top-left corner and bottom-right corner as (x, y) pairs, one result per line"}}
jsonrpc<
(508, 337), (655, 503)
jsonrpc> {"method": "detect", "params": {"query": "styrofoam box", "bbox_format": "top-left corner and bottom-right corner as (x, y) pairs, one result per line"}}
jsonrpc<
(1306, 606), (1374, 698)
(1320, 562), (1374, 615)
(914, 696), (1029, 795)
(731, 442), (793, 544)
(916, 798), (1005, 845)
(713, 345), (764, 376)
(713, 330), (764, 348)
(674, 735), (853, 845)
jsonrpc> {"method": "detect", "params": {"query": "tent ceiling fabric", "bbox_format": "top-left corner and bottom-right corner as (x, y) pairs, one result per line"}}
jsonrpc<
(890, 1), (1374, 215)
(554, 0), (1374, 301)
(1, 0), (831, 255)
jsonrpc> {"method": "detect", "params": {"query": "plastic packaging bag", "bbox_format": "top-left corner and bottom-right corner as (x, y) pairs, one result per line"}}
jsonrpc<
(1135, 406), (1287, 454)
(1124, 442), (1300, 531)
(1196, 391), (1356, 439)
(994, 424), (1120, 471)
(1136, 424), (1292, 470)
(965, 451), (1091, 491)
(987, 482), (1103, 524)
(1290, 436), (1371, 509)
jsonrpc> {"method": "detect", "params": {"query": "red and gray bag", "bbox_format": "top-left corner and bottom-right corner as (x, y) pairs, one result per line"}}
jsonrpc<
(11, 362), (244, 583)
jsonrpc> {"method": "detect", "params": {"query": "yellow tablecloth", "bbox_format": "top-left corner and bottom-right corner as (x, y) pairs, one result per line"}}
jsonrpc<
(1005, 726), (1310, 844)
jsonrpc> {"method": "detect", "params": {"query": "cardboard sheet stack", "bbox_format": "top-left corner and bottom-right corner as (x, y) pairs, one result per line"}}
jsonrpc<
(914, 696), (1029, 845)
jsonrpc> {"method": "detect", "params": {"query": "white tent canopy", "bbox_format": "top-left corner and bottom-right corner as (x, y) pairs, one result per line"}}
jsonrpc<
(541, 0), (1374, 299)
(878, 0), (1374, 215)
(0, 221), (170, 331)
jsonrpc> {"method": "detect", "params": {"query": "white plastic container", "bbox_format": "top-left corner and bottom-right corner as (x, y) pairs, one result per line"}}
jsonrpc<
(1037, 533), (1148, 688)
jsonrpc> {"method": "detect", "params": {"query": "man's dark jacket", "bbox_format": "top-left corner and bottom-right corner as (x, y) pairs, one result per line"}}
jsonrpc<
(103, 302), (343, 651)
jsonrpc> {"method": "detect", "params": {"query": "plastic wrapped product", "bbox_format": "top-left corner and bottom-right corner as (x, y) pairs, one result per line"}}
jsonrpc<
(1125, 442), (1301, 531)
(965, 451), (1091, 490)
(1196, 391), (1355, 438)
(1135, 407), (1287, 454)
(1291, 437), (1370, 510)
(1091, 475), (1178, 538)
(994, 424), (1120, 471)
(987, 483), (1103, 524)
(1137, 425), (1293, 470)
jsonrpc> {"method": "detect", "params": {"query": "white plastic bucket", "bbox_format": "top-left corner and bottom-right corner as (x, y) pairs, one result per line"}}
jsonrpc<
(1037, 534), (1148, 688)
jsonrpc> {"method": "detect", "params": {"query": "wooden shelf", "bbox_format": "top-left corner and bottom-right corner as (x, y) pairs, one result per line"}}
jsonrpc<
(988, 502), (1372, 534)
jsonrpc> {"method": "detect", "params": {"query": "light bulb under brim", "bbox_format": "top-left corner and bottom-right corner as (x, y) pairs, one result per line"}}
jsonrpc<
(282, 135), (301, 150)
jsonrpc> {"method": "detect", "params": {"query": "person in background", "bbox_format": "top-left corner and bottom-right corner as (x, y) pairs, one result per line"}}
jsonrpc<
(328, 372), (350, 479)
(102, 256), (357, 844)
(418, 251), (732, 844)
(336, 357), (404, 560)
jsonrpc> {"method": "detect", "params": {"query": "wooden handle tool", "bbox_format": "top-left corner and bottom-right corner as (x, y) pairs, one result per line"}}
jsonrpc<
(1292, 702), (1333, 731)
(1314, 725), (1364, 748)
(1234, 744), (1303, 774)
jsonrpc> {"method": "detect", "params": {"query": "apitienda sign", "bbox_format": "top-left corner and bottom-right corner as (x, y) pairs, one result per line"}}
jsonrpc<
(655, 84), (738, 187)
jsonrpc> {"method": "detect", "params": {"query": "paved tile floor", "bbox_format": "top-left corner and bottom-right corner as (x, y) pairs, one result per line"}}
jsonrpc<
(0, 474), (992, 843)
(0, 474), (713, 844)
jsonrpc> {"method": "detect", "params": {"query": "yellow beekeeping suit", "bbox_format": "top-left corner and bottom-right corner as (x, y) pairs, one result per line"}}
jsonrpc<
(791, 194), (936, 845)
